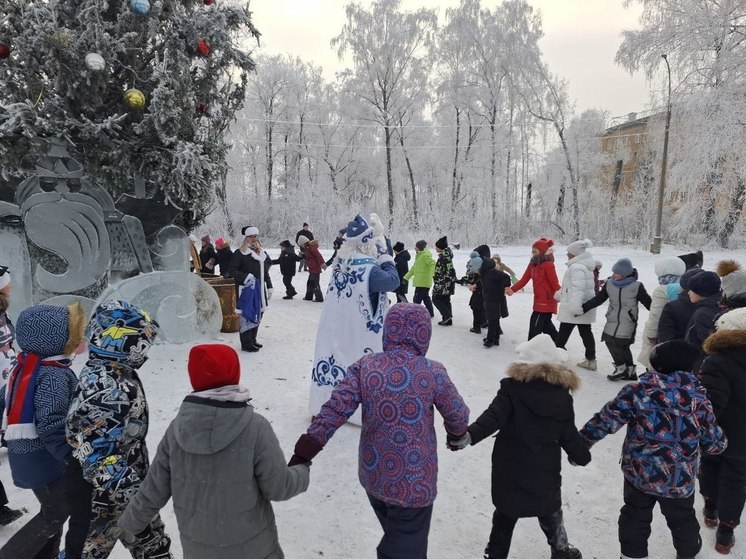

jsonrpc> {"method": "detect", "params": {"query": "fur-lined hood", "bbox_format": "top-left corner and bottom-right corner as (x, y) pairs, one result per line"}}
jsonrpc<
(506, 362), (580, 392)
(704, 329), (746, 354)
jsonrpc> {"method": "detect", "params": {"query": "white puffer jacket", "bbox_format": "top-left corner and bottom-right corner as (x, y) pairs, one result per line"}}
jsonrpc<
(555, 251), (597, 324)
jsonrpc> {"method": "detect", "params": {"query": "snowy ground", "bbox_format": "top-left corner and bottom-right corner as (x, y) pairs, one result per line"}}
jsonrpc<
(2, 244), (746, 559)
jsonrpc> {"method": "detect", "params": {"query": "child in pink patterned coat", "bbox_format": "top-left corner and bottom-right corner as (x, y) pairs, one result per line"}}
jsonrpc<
(289, 302), (469, 559)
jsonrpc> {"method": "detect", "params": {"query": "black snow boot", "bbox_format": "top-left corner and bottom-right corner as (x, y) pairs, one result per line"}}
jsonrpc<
(550, 546), (582, 559)
(0, 505), (22, 526)
(716, 523), (736, 554)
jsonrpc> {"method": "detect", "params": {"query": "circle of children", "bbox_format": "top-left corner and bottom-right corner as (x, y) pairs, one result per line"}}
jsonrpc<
(0, 232), (744, 559)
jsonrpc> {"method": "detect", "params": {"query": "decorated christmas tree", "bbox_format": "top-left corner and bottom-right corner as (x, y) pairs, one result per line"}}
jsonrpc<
(0, 0), (259, 228)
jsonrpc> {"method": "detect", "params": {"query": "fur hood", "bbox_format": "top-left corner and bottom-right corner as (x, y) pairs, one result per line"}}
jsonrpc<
(704, 329), (746, 354)
(506, 362), (580, 391)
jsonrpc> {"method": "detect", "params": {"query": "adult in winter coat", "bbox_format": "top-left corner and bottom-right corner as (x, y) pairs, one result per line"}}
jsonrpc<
(580, 340), (726, 559)
(297, 236), (326, 302)
(214, 237), (234, 278)
(507, 237), (561, 342)
(393, 242), (411, 303)
(272, 240), (302, 299)
(582, 258), (652, 382)
(66, 300), (172, 559)
(432, 236), (457, 326)
(228, 226), (273, 352)
(199, 235), (218, 275)
(658, 268), (703, 343)
(0, 268), (22, 527)
(637, 256), (685, 370)
(554, 240), (597, 369)
(295, 223), (314, 272)
(452, 334), (589, 559)
(404, 240), (436, 318)
(119, 344), (309, 559)
(477, 257), (511, 348)
(685, 271), (723, 351)
(291, 303), (469, 559)
(0, 303), (92, 559)
(699, 308), (746, 554)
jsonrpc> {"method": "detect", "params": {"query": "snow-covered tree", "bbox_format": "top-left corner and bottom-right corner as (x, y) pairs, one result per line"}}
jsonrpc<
(0, 0), (258, 228)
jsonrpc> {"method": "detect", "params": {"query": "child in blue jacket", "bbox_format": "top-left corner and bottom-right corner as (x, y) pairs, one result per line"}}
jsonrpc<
(579, 340), (726, 559)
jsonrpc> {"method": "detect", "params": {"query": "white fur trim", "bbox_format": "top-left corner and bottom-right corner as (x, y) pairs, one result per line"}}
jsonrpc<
(0, 272), (9, 291)
(243, 226), (259, 237)
(4, 422), (39, 441)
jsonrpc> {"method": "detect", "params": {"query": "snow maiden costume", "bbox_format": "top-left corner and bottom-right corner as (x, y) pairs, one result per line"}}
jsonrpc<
(309, 214), (399, 425)
(228, 226), (273, 352)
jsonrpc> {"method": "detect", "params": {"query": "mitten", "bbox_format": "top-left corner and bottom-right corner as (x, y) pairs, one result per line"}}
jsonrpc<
(446, 431), (471, 451)
(243, 273), (256, 287)
(287, 433), (324, 466)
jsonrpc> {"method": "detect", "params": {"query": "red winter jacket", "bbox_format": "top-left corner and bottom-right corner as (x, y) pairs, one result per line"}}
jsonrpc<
(512, 257), (560, 314)
(304, 241), (326, 274)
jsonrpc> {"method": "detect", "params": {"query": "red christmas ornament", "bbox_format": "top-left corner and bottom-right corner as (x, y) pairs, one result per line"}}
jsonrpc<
(196, 39), (210, 57)
(204, 0), (215, 5)
(0, 43), (10, 59)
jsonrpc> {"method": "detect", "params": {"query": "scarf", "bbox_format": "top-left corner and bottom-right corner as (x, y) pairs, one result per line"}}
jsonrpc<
(658, 274), (681, 286)
(612, 276), (637, 288)
(191, 384), (252, 403)
(3, 352), (72, 440)
(530, 253), (555, 266)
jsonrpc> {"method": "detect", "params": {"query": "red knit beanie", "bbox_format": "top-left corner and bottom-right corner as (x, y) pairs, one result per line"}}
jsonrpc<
(188, 344), (240, 391)
(532, 237), (553, 255)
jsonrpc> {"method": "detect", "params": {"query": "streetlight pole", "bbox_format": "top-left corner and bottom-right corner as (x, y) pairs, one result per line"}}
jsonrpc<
(650, 53), (672, 254)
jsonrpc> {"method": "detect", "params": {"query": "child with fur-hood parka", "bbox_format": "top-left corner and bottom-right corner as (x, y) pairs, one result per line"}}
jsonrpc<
(699, 308), (746, 554)
(119, 344), (309, 559)
(450, 334), (590, 559)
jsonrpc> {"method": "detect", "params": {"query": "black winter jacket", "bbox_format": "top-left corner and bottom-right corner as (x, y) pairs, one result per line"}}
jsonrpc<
(200, 245), (217, 275)
(658, 292), (696, 343)
(215, 247), (234, 278)
(701, 330), (746, 459)
(686, 293), (723, 349)
(394, 250), (411, 296)
(468, 362), (590, 517)
(480, 259), (510, 320)
(228, 249), (273, 290)
(273, 247), (302, 277)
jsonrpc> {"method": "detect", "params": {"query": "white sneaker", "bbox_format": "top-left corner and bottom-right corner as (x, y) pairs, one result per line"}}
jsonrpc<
(576, 359), (597, 371)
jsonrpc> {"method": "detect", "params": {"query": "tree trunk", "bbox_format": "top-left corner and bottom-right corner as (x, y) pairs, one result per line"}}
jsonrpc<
(384, 122), (394, 229)
(490, 115), (497, 221)
(557, 176), (566, 219)
(719, 176), (746, 247)
(525, 182), (532, 217)
(266, 126), (274, 199)
(398, 121), (418, 228)
(557, 125), (579, 238)
(451, 107), (461, 205)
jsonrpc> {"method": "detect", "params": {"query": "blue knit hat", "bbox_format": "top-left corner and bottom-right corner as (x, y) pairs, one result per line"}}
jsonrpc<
(467, 251), (483, 274)
(612, 258), (634, 277)
(679, 268), (704, 291)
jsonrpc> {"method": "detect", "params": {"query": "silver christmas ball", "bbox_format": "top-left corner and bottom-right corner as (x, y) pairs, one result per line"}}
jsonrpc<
(85, 53), (106, 71)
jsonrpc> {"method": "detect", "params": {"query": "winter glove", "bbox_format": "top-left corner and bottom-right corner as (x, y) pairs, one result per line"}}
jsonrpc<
(375, 237), (394, 265)
(287, 433), (324, 467)
(446, 431), (471, 451)
(243, 273), (256, 287)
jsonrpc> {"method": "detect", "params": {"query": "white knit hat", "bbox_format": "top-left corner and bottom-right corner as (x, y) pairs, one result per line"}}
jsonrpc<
(716, 308), (746, 331)
(566, 239), (593, 256)
(297, 235), (310, 247)
(241, 226), (259, 237)
(514, 334), (568, 365)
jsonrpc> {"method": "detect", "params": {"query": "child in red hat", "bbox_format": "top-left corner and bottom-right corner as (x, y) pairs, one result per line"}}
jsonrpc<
(119, 344), (309, 559)
(506, 237), (561, 342)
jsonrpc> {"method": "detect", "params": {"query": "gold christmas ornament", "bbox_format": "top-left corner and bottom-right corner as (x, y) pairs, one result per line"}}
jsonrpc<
(123, 88), (146, 111)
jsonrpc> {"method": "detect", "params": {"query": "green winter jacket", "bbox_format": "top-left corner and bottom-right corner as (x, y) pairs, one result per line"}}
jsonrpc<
(404, 249), (436, 288)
